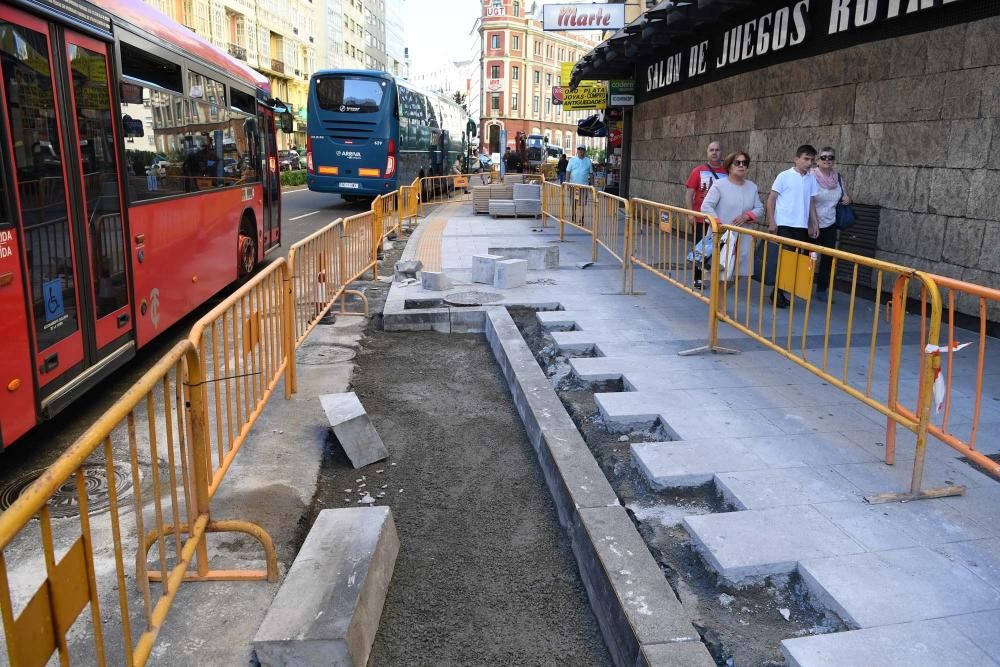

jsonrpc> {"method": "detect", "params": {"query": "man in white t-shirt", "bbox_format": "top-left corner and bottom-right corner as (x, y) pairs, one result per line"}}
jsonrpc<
(766, 144), (820, 308)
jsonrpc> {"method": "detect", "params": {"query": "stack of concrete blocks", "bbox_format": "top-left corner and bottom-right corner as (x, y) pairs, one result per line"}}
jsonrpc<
(512, 183), (542, 217)
(473, 184), (513, 214)
(472, 253), (528, 289)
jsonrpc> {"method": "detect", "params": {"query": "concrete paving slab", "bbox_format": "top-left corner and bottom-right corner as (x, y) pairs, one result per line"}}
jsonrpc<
(535, 310), (578, 331)
(714, 467), (862, 510)
(419, 270), (451, 291)
(934, 538), (1000, 589)
(487, 244), (559, 269)
(798, 547), (1000, 628)
(639, 641), (717, 667)
(550, 330), (598, 354)
(471, 254), (502, 284)
(656, 406), (787, 440)
(755, 404), (885, 434)
(947, 610), (1000, 662)
(781, 618), (999, 667)
(253, 507), (399, 667)
(942, 484), (1000, 536)
(320, 392), (389, 468)
(683, 506), (865, 584)
(632, 440), (770, 489)
(740, 433), (880, 467)
(830, 457), (995, 497)
(812, 501), (921, 551)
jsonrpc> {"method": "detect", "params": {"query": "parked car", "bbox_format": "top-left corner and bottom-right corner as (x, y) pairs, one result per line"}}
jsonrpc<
(278, 149), (301, 171)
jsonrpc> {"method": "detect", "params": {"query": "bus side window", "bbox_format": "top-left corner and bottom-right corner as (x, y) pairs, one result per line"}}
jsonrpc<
(121, 85), (189, 203)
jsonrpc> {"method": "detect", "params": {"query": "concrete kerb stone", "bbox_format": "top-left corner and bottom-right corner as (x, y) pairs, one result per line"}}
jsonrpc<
(483, 308), (711, 666)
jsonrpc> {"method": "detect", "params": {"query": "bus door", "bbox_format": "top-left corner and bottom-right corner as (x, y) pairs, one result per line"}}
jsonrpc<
(260, 105), (280, 251)
(0, 6), (133, 421)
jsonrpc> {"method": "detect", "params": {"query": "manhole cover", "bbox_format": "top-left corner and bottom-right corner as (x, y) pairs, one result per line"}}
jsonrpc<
(0, 463), (133, 519)
(297, 344), (357, 365)
(444, 290), (504, 307)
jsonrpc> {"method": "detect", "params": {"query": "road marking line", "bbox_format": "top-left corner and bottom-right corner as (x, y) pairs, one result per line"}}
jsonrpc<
(283, 188), (307, 195)
(290, 211), (319, 221)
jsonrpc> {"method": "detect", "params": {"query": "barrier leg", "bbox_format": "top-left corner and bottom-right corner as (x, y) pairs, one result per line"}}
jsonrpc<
(679, 224), (739, 356)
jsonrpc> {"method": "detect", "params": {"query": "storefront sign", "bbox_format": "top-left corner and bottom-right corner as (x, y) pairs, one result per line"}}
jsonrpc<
(608, 80), (634, 106)
(543, 4), (625, 31)
(563, 84), (607, 111)
(485, 0), (505, 17)
(487, 78), (503, 92)
(552, 86), (564, 105)
(640, 0), (978, 101)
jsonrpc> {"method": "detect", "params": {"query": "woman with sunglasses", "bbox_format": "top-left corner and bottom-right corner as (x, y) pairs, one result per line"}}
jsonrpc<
(700, 151), (764, 280)
(812, 147), (851, 302)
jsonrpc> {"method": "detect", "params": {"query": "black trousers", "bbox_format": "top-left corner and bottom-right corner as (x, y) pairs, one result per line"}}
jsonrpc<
(814, 225), (839, 290)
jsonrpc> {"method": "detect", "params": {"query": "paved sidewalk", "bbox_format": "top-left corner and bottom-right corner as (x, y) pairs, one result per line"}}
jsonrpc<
(394, 201), (1000, 666)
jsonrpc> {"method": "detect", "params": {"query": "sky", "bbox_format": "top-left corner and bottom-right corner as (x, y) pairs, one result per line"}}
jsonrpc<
(401, 0), (482, 70)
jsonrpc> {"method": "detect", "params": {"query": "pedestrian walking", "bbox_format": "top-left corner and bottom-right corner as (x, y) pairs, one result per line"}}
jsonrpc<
(479, 150), (492, 184)
(811, 146), (850, 302)
(557, 153), (568, 184)
(566, 144), (593, 224)
(684, 140), (726, 288)
(699, 151), (763, 280)
(766, 144), (821, 308)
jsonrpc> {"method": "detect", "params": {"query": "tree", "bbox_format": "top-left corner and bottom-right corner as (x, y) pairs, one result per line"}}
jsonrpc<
(452, 91), (468, 114)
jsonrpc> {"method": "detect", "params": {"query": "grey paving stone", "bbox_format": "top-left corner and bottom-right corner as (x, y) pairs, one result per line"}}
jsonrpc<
(550, 330), (598, 354)
(739, 433), (879, 467)
(683, 506), (865, 584)
(487, 244), (559, 269)
(781, 618), (998, 667)
(253, 508), (398, 667)
(639, 641), (717, 667)
(471, 253), (503, 284)
(493, 258), (528, 289)
(799, 547), (1000, 628)
(656, 406), (787, 440)
(632, 440), (770, 489)
(830, 457), (995, 497)
(535, 310), (579, 331)
(947, 610), (1000, 662)
(943, 485), (1000, 537)
(419, 270), (452, 291)
(714, 467), (862, 510)
(319, 392), (389, 468)
(934, 538), (1000, 588)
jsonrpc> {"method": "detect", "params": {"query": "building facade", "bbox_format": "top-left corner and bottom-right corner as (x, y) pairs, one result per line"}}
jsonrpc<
(575, 0), (1000, 318)
(477, 0), (602, 155)
(144, 0), (315, 147)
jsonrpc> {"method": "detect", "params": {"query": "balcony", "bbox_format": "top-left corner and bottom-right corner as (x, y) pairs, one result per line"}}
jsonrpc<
(271, 58), (285, 74)
(228, 43), (247, 61)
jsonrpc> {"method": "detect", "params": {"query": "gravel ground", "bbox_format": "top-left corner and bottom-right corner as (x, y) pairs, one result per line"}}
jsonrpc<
(303, 234), (611, 665)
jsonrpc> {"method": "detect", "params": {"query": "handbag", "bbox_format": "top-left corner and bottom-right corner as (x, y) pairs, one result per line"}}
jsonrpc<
(687, 231), (714, 265)
(835, 173), (856, 230)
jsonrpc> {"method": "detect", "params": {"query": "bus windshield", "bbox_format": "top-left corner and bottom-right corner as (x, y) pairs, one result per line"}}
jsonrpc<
(315, 75), (385, 113)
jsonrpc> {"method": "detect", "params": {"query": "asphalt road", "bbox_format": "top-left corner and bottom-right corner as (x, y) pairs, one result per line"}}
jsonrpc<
(0, 186), (364, 492)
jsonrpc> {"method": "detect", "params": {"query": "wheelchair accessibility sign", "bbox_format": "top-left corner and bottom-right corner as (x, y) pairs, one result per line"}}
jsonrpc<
(43, 278), (65, 326)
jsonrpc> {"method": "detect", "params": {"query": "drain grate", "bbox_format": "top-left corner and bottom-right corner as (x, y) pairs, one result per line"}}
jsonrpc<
(444, 290), (504, 307)
(0, 463), (134, 519)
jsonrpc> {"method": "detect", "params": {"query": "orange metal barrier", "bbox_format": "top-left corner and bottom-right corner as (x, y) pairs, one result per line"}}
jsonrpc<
(372, 191), (400, 239)
(398, 181), (420, 231)
(707, 224), (953, 502)
(627, 198), (717, 303)
(0, 340), (276, 667)
(417, 174), (475, 214)
(886, 274), (1000, 479)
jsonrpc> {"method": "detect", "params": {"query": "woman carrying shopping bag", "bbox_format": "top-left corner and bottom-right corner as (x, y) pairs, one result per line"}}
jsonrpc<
(700, 151), (764, 281)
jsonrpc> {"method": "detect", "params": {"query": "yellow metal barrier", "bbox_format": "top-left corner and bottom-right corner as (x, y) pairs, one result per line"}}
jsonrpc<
(372, 191), (400, 240)
(627, 198), (717, 302)
(707, 224), (953, 502)
(187, 259), (295, 499)
(595, 191), (630, 268)
(886, 273), (1000, 480)
(541, 179), (562, 229)
(417, 174), (475, 215)
(0, 340), (276, 667)
(558, 183), (596, 244)
(398, 182), (420, 231)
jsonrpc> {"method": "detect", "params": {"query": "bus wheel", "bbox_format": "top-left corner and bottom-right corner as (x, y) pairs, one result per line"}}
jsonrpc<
(238, 226), (257, 278)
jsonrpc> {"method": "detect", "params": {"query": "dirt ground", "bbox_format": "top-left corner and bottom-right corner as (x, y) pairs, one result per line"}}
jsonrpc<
(300, 232), (611, 665)
(510, 308), (847, 667)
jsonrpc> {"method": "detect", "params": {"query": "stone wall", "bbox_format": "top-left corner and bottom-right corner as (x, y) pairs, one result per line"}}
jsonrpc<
(628, 16), (1000, 313)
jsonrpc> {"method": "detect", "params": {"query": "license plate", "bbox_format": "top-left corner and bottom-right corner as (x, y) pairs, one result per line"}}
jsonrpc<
(339, 182), (360, 189)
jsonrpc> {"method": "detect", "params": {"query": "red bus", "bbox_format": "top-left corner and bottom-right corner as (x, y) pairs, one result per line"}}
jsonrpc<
(0, 0), (288, 448)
